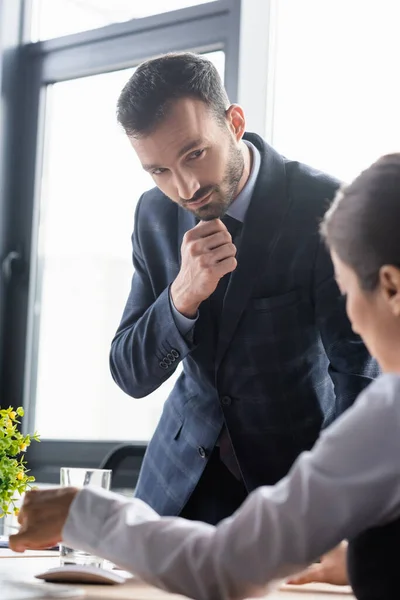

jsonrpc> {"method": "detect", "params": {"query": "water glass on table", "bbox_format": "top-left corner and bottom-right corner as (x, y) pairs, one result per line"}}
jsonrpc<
(59, 467), (112, 568)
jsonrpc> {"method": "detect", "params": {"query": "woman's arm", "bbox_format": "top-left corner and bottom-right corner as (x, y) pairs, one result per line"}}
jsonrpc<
(11, 375), (400, 600)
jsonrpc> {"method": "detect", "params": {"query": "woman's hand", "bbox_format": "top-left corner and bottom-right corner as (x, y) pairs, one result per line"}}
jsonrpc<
(9, 487), (78, 552)
(287, 542), (348, 586)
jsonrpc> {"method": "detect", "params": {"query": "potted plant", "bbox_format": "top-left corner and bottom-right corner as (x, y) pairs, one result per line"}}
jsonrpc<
(0, 406), (39, 520)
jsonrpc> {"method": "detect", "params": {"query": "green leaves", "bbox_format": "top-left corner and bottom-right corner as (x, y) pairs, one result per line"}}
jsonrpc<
(0, 407), (40, 517)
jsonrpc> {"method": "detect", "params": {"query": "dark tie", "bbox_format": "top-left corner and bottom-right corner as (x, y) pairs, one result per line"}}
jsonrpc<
(210, 215), (243, 479)
(223, 213), (242, 239)
(209, 215), (242, 328)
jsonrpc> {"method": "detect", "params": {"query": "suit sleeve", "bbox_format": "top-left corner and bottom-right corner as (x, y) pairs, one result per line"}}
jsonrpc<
(110, 196), (197, 398)
(63, 376), (400, 600)
(313, 239), (380, 422)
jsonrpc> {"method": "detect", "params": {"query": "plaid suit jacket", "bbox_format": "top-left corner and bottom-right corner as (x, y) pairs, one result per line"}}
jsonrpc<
(110, 133), (379, 516)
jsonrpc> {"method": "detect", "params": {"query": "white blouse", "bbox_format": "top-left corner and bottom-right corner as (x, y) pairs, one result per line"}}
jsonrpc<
(63, 374), (400, 600)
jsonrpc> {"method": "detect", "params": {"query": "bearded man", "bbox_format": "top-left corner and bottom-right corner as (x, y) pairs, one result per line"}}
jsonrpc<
(110, 52), (378, 525)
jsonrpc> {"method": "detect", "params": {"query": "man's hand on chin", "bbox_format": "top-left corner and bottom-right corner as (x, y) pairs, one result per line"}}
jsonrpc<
(9, 487), (78, 552)
(286, 542), (349, 586)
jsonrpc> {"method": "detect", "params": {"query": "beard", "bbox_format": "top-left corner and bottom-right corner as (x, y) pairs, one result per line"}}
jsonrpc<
(180, 140), (245, 221)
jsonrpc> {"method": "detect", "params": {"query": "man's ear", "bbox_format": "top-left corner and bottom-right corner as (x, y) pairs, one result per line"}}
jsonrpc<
(225, 104), (246, 142)
(379, 265), (400, 317)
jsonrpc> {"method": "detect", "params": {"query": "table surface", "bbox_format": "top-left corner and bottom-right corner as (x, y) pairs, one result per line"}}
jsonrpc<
(0, 550), (355, 599)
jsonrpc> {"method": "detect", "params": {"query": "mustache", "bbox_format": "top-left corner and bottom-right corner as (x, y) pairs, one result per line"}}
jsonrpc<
(181, 185), (216, 205)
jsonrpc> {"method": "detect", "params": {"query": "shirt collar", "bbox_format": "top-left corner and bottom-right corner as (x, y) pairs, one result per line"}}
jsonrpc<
(225, 140), (261, 223)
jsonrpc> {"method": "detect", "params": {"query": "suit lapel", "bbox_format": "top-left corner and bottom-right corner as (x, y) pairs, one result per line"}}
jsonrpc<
(216, 134), (291, 371)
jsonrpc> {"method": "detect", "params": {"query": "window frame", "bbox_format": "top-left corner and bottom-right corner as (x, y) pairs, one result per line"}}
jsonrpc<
(0, 0), (241, 484)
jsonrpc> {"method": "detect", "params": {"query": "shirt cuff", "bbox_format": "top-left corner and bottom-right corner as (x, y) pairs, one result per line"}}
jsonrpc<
(62, 487), (160, 568)
(169, 289), (198, 336)
(62, 487), (121, 551)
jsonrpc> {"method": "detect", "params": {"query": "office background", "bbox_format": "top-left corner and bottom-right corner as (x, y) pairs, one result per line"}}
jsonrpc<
(0, 0), (399, 487)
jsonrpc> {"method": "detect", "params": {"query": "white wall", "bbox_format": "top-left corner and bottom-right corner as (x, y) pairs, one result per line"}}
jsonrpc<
(237, 0), (277, 139)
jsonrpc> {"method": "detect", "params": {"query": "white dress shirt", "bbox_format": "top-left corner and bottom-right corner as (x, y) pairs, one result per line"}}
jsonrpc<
(63, 373), (400, 600)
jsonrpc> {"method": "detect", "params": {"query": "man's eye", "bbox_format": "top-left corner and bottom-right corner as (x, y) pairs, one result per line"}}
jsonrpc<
(188, 149), (204, 160)
(152, 168), (167, 175)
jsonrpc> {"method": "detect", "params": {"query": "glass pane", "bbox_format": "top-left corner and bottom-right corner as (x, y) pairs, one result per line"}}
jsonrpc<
(30, 0), (216, 41)
(271, 0), (400, 182)
(29, 51), (225, 441)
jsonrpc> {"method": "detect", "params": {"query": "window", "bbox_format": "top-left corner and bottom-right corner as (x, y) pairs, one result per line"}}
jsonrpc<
(29, 52), (225, 441)
(269, 0), (400, 182)
(30, 0), (217, 41)
(0, 0), (240, 480)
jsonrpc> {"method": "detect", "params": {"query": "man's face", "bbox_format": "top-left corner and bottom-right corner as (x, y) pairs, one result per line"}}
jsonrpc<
(129, 97), (245, 220)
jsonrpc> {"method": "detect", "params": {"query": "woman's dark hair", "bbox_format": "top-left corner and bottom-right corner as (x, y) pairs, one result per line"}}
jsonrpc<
(117, 52), (229, 137)
(321, 154), (400, 291)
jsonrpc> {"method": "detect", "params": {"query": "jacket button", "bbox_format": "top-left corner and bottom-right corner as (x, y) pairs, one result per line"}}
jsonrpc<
(221, 395), (232, 406)
(171, 349), (180, 358)
(197, 446), (206, 459)
(159, 360), (168, 369)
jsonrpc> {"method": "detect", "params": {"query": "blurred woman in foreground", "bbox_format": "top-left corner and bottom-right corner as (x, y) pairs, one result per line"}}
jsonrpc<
(10, 154), (400, 600)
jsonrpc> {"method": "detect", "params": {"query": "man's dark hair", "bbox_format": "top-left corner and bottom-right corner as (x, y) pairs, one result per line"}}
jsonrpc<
(116, 52), (229, 137)
(321, 153), (400, 291)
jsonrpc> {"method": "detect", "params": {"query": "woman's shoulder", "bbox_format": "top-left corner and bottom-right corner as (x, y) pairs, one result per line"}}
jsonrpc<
(316, 373), (400, 466)
(349, 373), (400, 427)
(361, 373), (400, 403)
(322, 374), (400, 445)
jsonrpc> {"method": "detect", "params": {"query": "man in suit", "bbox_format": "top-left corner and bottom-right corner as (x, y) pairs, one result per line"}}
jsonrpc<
(110, 52), (378, 525)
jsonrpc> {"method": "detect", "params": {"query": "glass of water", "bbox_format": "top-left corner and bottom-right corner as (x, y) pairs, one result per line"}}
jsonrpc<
(60, 467), (112, 568)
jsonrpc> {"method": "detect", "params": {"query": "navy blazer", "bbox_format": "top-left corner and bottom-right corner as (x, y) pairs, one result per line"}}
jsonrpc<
(110, 133), (379, 516)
